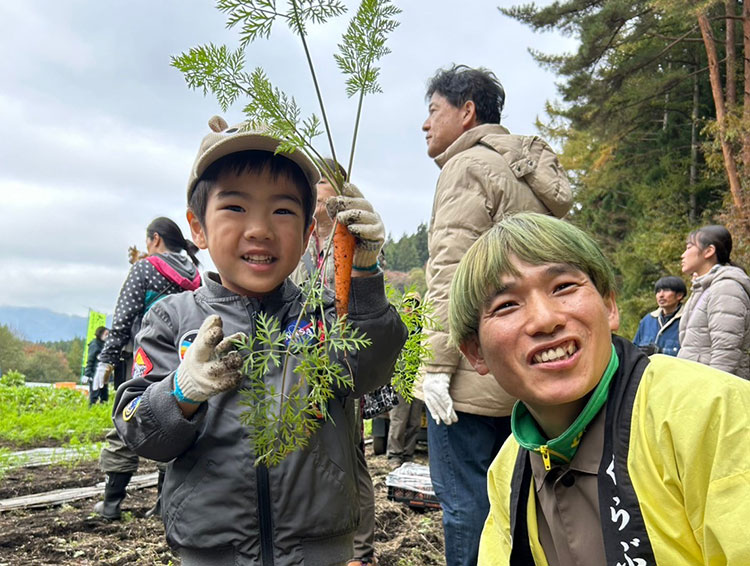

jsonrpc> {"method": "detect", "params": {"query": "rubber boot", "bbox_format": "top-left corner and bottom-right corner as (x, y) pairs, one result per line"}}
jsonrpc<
(145, 470), (165, 518)
(93, 472), (132, 520)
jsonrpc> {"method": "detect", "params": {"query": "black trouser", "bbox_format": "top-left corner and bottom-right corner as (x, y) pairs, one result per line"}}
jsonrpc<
(89, 382), (109, 405)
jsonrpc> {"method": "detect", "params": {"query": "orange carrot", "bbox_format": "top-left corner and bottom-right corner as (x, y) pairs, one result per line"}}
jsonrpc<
(333, 222), (356, 316)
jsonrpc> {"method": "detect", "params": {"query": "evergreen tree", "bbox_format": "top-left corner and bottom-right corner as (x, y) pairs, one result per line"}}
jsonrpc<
(502, 0), (733, 335)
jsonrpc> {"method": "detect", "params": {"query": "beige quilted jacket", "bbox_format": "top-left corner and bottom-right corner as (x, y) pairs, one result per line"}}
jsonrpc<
(415, 123), (573, 416)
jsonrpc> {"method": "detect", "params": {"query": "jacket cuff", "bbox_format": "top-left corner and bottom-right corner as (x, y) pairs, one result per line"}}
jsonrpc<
(146, 375), (208, 432)
(347, 272), (389, 317)
(425, 364), (457, 375)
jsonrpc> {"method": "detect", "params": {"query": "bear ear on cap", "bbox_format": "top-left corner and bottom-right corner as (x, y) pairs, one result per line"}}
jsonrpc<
(208, 115), (228, 133)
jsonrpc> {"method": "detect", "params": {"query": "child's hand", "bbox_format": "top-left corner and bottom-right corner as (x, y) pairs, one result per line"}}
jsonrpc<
(326, 182), (385, 270)
(173, 315), (245, 404)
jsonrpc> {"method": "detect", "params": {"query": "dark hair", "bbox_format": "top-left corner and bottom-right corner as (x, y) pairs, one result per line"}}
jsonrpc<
(94, 326), (109, 340)
(654, 276), (686, 296)
(690, 225), (733, 265)
(190, 150), (314, 231)
(426, 64), (505, 125)
(320, 157), (348, 187)
(146, 217), (201, 267)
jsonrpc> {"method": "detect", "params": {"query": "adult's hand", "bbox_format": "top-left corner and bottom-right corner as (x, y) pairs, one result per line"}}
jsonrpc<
(92, 363), (114, 389)
(422, 372), (458, 425)
(326, 182), (385, 271)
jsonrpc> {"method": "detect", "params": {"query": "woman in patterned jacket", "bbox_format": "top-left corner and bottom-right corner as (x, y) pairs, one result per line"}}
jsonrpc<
(93, 216), (201, 520)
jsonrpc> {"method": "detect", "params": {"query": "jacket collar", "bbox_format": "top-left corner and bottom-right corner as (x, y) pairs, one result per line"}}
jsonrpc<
(201, 272), (302, 308)
(435, 123), (510, 169)
(692, 263), (750, 297)
(649, 302), (684, 319)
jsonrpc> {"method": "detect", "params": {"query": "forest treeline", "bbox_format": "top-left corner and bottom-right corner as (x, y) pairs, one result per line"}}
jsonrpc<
(505, 0), (750, 337)
(0, 325), (83, 383)
(500, 0), (750, 336)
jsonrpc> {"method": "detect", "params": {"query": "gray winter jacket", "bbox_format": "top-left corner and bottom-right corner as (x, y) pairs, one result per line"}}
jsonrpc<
(112, 272), (406, 565)
(678, 264), (750, 379)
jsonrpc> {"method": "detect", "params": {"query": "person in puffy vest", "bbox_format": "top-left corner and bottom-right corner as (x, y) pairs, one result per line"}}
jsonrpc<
(414, 64), (573, 566)
(93, 216), (201, 520)
(451, 213), (750, 566)
(632, 275), (686, 356)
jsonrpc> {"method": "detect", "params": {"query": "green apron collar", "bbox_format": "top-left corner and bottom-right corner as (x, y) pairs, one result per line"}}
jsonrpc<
(511, 344), (618, 470)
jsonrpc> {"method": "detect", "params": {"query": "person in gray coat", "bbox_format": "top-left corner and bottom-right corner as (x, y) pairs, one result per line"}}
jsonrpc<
(112, 117), (407, 566)
(678, 224), (750, 379)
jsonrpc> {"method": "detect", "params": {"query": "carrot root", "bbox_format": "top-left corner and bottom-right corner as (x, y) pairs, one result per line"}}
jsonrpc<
(333, 222), (356, 316)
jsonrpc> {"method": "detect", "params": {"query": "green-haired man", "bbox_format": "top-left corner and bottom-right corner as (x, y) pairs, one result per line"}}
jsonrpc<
(450, 212), (750, 566)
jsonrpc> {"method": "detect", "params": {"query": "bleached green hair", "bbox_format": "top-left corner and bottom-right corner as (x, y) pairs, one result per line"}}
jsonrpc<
(449, 213), (616, 348)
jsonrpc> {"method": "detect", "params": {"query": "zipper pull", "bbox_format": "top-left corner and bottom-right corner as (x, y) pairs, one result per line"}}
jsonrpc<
(539, 445), (552, 471)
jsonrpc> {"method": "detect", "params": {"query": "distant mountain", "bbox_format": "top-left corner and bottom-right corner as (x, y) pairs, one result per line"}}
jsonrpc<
(0, 306), (101, 342)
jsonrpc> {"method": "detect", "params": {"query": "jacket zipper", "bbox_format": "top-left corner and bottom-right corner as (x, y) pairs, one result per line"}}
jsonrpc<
(247, 303), (274, 565)
(537, 445), (569, 471)
(539, 445), (552, 470)
(257, 464), (275, 565)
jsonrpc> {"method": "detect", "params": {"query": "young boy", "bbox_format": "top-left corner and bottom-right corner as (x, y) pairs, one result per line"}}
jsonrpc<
(449, 213), (750, 565)
(112, 116), (407, 566)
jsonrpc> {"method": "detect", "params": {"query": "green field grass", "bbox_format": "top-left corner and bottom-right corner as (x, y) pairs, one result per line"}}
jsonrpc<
(0, 385), (113, 447)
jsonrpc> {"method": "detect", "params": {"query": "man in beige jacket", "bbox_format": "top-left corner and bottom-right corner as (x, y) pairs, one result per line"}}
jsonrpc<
(415, 64), (572, 566)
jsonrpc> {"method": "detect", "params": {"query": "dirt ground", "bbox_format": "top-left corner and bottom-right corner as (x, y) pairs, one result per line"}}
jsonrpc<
(0, 444), (444, 565)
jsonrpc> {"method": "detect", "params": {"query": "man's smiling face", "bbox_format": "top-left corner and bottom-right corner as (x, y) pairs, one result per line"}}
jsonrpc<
(462, 258), (619, 424)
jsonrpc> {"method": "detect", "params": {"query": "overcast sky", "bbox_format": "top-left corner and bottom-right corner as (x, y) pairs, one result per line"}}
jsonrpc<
(0, 0), (576, 318)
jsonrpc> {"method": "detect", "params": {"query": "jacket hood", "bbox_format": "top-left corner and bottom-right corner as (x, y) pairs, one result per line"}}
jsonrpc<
(148, 252), (201, 291)
(434, 124), (510, 169)
(694, 264), (750, 297)
(435, 123), (572, 218)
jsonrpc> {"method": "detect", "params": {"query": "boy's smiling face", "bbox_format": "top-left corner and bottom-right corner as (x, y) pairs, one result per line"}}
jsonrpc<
(189, 167), (312, 297)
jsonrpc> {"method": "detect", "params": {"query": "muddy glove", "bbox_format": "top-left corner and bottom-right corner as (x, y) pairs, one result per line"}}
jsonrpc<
(173, 315), (246, 404)
(423, 372), (458, 426)
(92, 363), (114, 390)
(326, 182), (385, 271)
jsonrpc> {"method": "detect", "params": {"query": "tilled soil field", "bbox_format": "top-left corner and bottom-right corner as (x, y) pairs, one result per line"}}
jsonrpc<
(0, 446), (444, 565)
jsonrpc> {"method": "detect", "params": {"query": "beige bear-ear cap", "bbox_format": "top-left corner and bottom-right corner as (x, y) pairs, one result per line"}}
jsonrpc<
(208, 115), (228, 132)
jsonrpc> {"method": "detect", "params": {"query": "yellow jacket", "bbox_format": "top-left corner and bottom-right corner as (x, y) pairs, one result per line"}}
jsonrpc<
(480, 337), (750, 565)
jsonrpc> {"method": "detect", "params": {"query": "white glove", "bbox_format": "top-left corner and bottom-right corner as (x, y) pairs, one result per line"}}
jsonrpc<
(326, 182), (385, 270)
(173, 315), (246, 404)
(422, 372), (458, 426)
(92, 363), (114, 391)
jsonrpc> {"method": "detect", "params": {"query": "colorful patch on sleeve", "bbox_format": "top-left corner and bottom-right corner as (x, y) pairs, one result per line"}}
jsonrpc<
(179, 329), (200, 361)
(132, 348), (153, 379)
(284, 319), (324, 346)
(123, 396), (142, 422)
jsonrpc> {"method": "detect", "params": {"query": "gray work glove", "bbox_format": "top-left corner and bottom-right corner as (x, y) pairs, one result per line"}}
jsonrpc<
(326, 182), (385, 270)
(422, 372), (458, 426)
(173, 315), (246, 404)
